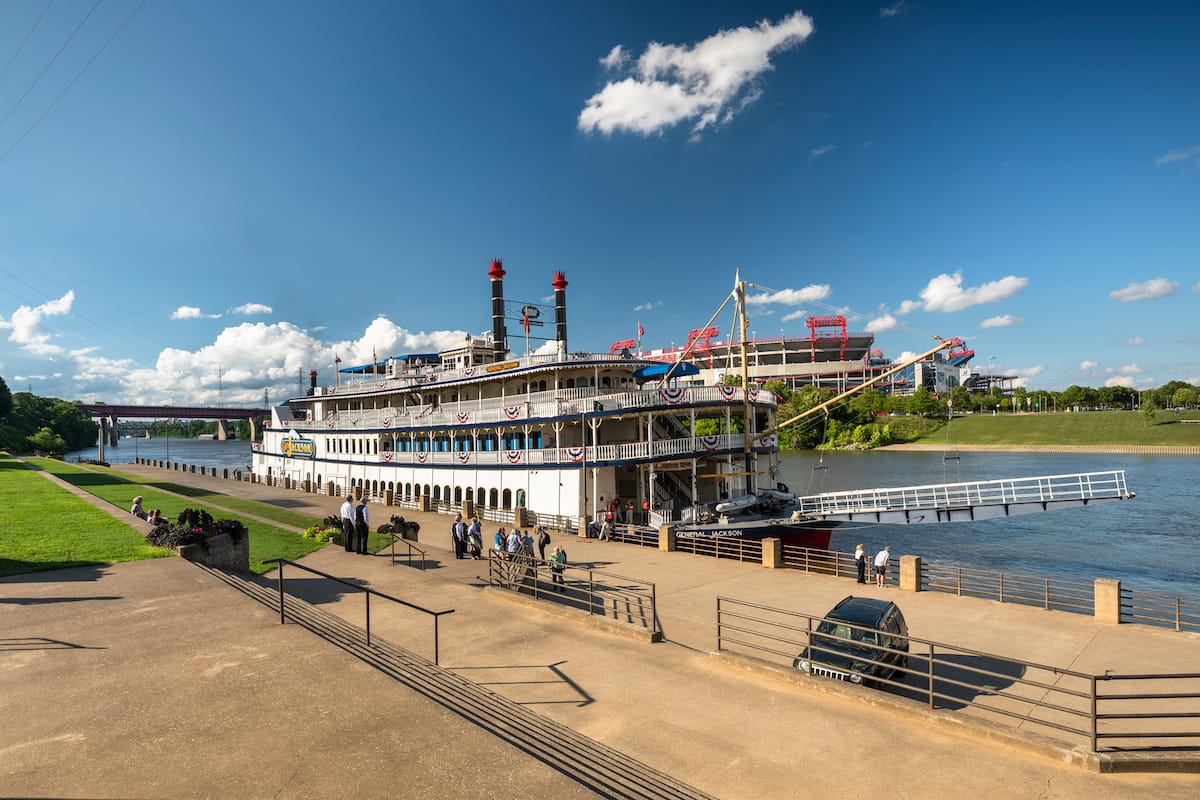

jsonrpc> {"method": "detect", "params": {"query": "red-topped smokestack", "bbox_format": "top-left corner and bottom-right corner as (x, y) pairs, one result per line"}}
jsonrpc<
(552, 271), (568, 352)
(489, 259), (507, 360)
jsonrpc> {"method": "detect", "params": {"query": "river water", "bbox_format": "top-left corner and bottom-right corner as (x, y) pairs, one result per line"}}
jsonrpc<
(69, 440), (1197, 596)
(779, 450), (1199, 597)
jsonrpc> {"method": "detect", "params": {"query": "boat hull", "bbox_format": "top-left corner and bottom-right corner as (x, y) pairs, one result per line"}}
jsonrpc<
(675, 517), (834, 550)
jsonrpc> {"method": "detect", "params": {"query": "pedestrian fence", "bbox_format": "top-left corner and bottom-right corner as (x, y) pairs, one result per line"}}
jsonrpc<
(1120, 588), (1200, 633)
(676, 535), (762, 563)
(263, 558), (454, 664)
(715, 596), (1200, 753)
(485, 552), (659, 637)
(385, 534), (428, 571)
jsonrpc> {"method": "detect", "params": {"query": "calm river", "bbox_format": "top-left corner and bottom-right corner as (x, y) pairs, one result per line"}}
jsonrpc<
(71, 440), (1197, 596)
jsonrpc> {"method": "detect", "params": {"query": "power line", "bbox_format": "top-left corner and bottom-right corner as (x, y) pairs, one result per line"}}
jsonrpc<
(0, 0), (55, 85)
(0, 0), (102, 135)
(0, 0), (147, 167)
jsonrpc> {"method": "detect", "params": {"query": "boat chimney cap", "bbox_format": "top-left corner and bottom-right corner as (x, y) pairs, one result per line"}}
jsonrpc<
(552, 271), (567, 290)
(488, 258), (505, 279)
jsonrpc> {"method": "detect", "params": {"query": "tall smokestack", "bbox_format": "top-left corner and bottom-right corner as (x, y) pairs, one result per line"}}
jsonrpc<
(489, 258), (507, 360)
(308, 370), (317, 396)
(552, 271), (568, 356)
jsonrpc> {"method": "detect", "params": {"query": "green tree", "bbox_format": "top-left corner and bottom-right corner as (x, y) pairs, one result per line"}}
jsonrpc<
(27, 426), (68, 454)
(0, 375), (11, 420)
(1171, 386), (1197, 409)
(1140, 394), (1158, 426)
(906, 387), (939, 416)
(949, 385), (971, 413)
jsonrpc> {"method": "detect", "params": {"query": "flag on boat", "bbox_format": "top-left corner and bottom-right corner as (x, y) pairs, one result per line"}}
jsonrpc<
(638, 322), (644, 337)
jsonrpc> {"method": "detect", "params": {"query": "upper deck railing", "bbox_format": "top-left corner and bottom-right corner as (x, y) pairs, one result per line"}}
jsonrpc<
(281, 384), (775, 431)
(794, 470), (1132, 522)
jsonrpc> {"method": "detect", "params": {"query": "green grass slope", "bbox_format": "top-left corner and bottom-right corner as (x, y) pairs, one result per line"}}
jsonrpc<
(916, 410), (1200, 446)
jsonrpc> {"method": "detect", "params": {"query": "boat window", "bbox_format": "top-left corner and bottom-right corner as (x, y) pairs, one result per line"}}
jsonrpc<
(515, 489), (525, 508)
(502, 489), (512, 509)
(442, 486), (451, 503)
(566, 378), (575, 388)
(453, 486), (462, 503)
(489, 488), (499, 508)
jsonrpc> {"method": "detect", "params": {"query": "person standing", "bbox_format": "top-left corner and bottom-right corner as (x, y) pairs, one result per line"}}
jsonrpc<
(854, 543), (867, 584)
(642, 499), (649, 525)
(505, 528), (521, 559)
(340, 495), (355, 552)
(536, 526), (550, 561)
(494, 528), (506, 559)
(520, 529), (535, 559)
(451, 514), (466, 559)
(548, 545), (566, 591)
(354, 498), (369, 555)
(874, 546), (891, 588)
(468, 517), (483, 560)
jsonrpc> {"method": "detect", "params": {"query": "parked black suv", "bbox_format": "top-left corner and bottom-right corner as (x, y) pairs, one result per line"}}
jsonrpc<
(793, 595), (909, 688)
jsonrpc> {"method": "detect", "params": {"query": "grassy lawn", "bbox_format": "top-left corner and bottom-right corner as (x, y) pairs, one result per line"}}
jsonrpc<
(914, 410), (1200, 446)
(0, 454), (172, 577)
(23, 457), (327, 575)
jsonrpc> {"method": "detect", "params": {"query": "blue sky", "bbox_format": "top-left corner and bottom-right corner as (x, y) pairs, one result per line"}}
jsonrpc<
(0, 0), (1197, 406)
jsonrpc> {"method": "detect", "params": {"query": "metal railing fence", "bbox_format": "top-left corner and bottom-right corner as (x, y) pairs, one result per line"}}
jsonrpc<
(921, 563), (1094, 613)
(677, 535), (763, 563)
(263, 558), (454, 664)
(714, 596), (1200, 753)
(386, 534), (428, 570)
(486, 552), (658, 636)
(1120, 588), (1200, 633)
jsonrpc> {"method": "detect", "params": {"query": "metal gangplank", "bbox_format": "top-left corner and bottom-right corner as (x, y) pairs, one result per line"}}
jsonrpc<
(792, 470), (1133, 525)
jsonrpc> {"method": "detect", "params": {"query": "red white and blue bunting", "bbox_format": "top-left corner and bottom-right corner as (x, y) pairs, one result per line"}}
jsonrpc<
(504, 449), (523, 464)
(456, 412), (471, 424)
(462, 367), (476, 377)
(563, 446), (585, 462)
(748, 386), (760, 402)
(382, 451), (393, 462)
(756, 433), (778, 447)
(457, 451), (472, 464)
(416, 452), (428, 464)
(658, 386), (686, 405)
(503, 405), (523, 420)
(381, 417), (392, 428)
(701, 435), (720, 451)
(718, 386), (737, 402)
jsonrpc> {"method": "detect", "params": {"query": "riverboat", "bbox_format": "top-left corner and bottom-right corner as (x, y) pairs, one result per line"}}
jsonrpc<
(252, 261), (1133, 548)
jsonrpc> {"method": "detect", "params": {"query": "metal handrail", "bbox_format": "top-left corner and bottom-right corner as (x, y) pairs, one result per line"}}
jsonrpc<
(486, 552), (658, 636)
(262, 558), (453, 664)
(387, 534), (428, 570)
(713, 596), (1200, 753)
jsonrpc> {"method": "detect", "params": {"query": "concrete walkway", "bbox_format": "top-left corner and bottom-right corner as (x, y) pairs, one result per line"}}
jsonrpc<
(3, 462), (1200, 798)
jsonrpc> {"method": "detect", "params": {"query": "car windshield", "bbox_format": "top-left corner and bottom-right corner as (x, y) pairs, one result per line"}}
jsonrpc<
(814, 620), (878, 649)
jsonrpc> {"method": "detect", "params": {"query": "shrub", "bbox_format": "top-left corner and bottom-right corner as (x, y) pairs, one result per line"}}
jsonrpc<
(145, 508), (248, 549)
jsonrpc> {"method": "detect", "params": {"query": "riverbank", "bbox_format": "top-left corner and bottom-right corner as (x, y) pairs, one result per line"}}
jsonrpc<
(884, 443), (1200, 454)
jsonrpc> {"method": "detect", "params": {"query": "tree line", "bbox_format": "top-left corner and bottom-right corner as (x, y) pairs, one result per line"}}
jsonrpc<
(696, 375), (1199, 451)
(0, 376), (257, 455)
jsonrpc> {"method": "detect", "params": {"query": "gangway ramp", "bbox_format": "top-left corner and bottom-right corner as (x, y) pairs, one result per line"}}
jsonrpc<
(793, 470), (1133, 525)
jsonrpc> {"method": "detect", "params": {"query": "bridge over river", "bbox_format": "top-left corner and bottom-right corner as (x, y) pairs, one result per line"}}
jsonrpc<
(79, 403), (270, 448)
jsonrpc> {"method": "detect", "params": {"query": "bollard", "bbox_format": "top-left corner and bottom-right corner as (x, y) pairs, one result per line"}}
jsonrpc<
(900, 555), (922, 592)
(1094, 578), (1122, 624)
(658, 524), (677, 553)
(760, 537), (781, 568)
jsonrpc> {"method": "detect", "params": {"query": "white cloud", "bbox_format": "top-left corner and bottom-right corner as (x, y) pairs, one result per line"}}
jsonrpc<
(1108, 278), (1178, 303)
(1127, 336), (1144, 346)
(891, 350), (918, 364)
(578, 11), (814, 138)
(980, 314), (1020, 328)
(633, 300), (661, 312)
(746, 284), (830, 306)
(0, 290), (74, 355)
(1118, 363), (1142, 375)
(231, 303), (273, 316)
(809, 144), (835, 158)
(781, 309), (806, 322)
(879, 2), (909, 19)
(898, 271), (1028, 313)
(1105, 375), (1136, 388)
(865, 314), (898, 332)
(1079, 360), (1098, 371)
(1155, 144), (1200, 167)
(1021, 365), (1045, 378)
(171, 306), (221, 320)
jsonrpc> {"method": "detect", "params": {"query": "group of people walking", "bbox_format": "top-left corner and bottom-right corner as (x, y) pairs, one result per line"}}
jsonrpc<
(339, 495), (371, 555)
(854, 543), (892, 587)
(485, 524), (568, 591)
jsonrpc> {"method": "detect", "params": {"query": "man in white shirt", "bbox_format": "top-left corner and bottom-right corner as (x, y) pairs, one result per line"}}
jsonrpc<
(340, 496), (355, 552)
(874, 546), (891, 588)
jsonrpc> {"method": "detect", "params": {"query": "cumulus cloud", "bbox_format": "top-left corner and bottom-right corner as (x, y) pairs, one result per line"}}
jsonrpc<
(781, 309), (807, 322)
(1127, 337), (1144, 346)
(231, 303), (273, 316)
(865, 314), (898, 332)
(633, 300), (662, 312)
(1080, 360), (1098, 371)
(879, 2), (909, 19)
(897, 271), (1028, 314)
(1105, 376), (1136, 388)
(980, 314), (1020, 328)
(578, 11), (814, 138)
(891, 350), (918, 364)
(746, 284), (830, 306)
(810, 144), (835, 157)
(0, 290), (74, 355)
(1109, 278), (1178, 303)
(171, 306), (221, 320)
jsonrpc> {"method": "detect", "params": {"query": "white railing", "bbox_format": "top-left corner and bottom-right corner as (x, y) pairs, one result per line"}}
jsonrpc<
(306, 385), (774, 431)
(795, 470), (1132, 518)
(341, 433), (758, 467)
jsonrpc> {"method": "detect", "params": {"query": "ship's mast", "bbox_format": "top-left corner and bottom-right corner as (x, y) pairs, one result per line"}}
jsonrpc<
(736, 270), (754, 497)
